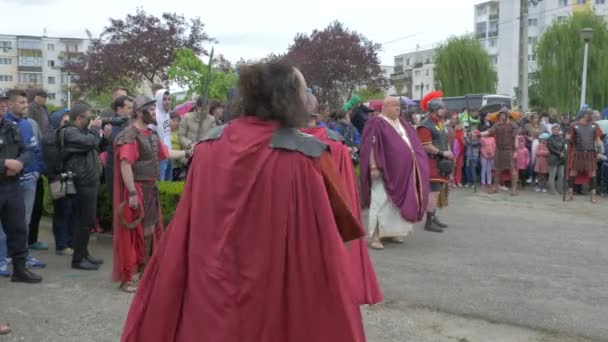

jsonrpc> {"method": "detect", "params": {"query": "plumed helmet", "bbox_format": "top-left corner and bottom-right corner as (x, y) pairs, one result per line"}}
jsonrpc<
(421, 91), (445, 112)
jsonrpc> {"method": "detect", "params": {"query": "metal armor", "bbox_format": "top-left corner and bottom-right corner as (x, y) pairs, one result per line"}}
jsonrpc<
(115, 126), (160, 181)
(420, 117), (449, 152)
(573, 123), (597, 151)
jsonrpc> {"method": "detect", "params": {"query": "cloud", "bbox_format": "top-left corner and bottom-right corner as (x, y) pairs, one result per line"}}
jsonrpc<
(3, 0), (60, 5)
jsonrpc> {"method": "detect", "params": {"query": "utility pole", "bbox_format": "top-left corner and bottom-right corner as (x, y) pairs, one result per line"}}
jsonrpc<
(517, 0), (530, 112)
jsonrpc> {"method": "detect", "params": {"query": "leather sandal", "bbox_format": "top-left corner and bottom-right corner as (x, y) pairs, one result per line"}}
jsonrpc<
(369, 240), (384, 250)
(0, 323), (11, 335)
(119, 281), (137, 293)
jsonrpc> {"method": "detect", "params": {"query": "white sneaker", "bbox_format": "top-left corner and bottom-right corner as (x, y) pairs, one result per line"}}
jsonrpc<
(535, 187), (541, 192)
(542, 188), (548, 193)
(499, 186), (509, 192)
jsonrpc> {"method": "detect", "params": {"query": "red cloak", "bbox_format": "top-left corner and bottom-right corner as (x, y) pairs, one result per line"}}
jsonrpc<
(122, 117), (366, 342)
(111, 130), (164, 284)
(302, 126), (383, 306)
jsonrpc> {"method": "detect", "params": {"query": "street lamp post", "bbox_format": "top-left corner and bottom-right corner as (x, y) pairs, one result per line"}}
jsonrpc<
(67, 71), (72, 110)
(579, 28), (593, 111)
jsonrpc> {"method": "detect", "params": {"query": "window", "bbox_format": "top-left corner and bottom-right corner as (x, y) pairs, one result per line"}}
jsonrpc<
(528, 18), (538, 26)
(0, 41), (11, 49)
(0, 75), (13, 82)
(47, 93), (56, 100)
(48, 60), (55, 68)
(528, 36), (538, 44)
(47, 44), (55, 51)
(489, 55), (498, 65)
(577, 0), (586, 3)
(65, 44), (79, 53)
(425, 69), (429, 76)
(18, 39), (42, 50)
(18, 55), (43, 66)
(0, 58), (11, 65)
(415, 70), (421, 76)
(47, 76), (55, 84)
(18, 72), (42, 84)
(489, 38), (497, 47)
(415, 85), (421, 91)
(476, 6), (486, 16)
(406, 58), (410, 65)
(528, 54), (536, 61)
(596, 0), (605, 4)
(559, 0), (568, 5)
(476, 22), (487, 34)
(426, 84), (430, 90)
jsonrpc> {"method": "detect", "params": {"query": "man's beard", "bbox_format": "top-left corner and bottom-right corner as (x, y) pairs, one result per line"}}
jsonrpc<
(142, 110), (157, 125)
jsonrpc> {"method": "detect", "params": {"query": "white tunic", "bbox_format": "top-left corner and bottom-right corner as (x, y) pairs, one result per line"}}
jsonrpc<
(368, 115), (415, 238)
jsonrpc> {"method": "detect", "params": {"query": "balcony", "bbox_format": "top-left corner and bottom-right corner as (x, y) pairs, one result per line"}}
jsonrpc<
(394, 65), (403, 73)
(488, 30), (499, 37)
(414, 62), (423, 68)
(489, 13), (499, 21)
(476, 32), (486, 39)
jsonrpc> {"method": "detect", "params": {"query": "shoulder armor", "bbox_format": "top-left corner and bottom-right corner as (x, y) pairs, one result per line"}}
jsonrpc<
(325, 127), (344, 142)
(270, 128), (327, 158)
(115, 126), (139, 145)
(200, 124), (227, 142)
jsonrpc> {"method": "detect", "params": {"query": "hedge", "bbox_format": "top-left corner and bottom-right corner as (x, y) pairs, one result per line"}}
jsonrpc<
(43, 177), (185, 231)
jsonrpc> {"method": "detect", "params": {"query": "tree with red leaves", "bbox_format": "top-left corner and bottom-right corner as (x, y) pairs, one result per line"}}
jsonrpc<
(64, 8), (213, 94)
(283, 21), (387, 109)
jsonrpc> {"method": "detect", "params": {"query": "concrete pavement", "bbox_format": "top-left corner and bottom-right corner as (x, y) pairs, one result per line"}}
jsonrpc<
(0, 189), (606, 341)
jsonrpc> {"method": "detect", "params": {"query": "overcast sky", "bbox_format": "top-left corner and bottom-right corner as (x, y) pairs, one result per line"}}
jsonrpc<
(1, 0), (480, 66)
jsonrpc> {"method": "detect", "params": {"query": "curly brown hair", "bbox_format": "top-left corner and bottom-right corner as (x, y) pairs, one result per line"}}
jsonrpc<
(237, 62), (308, 128)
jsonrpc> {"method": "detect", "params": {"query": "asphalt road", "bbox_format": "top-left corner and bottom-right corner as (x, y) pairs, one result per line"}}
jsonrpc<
(0, 189), (606, 341)
(367, 189), (608, 341)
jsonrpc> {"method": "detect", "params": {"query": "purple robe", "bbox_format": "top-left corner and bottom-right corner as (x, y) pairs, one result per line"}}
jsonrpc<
(360, 116), (430, 223)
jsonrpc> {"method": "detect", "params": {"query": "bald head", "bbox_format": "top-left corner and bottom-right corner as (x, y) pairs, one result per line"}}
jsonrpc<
(382, 96), (400, 120)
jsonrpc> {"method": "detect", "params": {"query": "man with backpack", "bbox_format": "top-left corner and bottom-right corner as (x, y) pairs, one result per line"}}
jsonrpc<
(42, 111), (74, 256)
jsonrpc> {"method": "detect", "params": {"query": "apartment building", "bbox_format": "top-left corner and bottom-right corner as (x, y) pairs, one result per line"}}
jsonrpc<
(390, 48), (436, 100)
(0, 34), (89, 106)
(475, 0), (608, 98)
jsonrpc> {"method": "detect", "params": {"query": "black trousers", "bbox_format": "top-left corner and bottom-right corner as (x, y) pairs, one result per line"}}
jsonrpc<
(0, 181), (28, 260)
(69, 184), (98, 263)
(28, 176), (44, 245)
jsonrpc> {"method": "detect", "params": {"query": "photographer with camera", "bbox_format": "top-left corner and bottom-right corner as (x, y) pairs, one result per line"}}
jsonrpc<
(60, 103), (104, 271)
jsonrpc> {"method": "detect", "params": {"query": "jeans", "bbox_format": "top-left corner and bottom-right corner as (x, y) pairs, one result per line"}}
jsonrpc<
(70, 185), (98, 263)
(0, 223), (7, 260)
(53, 196), (74, 251)
(464, 158), (478, 185)
(548, 165), (564, 194)
(29, 176), (44, 245)
(19, 175), (39, 248)
(0, 182), (28, 260)
(481, 157), (494, 185)
(159, 160), (172, 181)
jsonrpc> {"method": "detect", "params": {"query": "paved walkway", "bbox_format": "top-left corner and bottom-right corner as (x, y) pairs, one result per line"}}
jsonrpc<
(1, 189), (605, 341)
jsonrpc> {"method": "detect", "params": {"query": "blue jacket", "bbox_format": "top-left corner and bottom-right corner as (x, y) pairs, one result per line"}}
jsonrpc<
(5, 112), (44, 175)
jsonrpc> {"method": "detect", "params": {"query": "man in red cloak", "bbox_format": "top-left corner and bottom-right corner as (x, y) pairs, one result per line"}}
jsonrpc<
(112, 96), (189, 293)
(301, 91), (383, 306)
(121, 62), (367, 342)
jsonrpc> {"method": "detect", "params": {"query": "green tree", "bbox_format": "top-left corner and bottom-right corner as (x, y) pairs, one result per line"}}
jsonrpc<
(434, 35), (497, 96)
(356, 87), (386, 102)
(532, 11), (608, 113)
(168, 48), (238, 101)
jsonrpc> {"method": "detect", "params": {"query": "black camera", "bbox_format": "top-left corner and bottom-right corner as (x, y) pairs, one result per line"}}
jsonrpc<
(101, 116), (128, 127)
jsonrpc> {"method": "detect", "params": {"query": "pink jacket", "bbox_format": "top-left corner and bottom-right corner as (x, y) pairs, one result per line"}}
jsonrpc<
(480, 136), (496, 159)
(516, 137), (530, 170)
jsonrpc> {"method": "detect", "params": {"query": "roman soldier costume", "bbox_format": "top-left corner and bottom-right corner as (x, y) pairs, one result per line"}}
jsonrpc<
(566, 111), (602, 202)
(417, 91), (453, 232)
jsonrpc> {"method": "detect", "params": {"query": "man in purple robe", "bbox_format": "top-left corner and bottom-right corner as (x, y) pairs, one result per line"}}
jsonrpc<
(360, 97), (430, 250)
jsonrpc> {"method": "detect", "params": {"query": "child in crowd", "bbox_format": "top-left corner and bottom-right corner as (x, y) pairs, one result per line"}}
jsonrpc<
(598, 134), (608, 195)
(480, 134), (496, 188)
(516, 135), (530, 188)
(452, 120), (465, 187)
(534, 133), (551, 193)
(464, 130), (481, 188)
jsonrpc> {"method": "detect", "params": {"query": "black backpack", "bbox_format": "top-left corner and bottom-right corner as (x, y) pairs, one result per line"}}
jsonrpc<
(42, 128), (66, 179)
